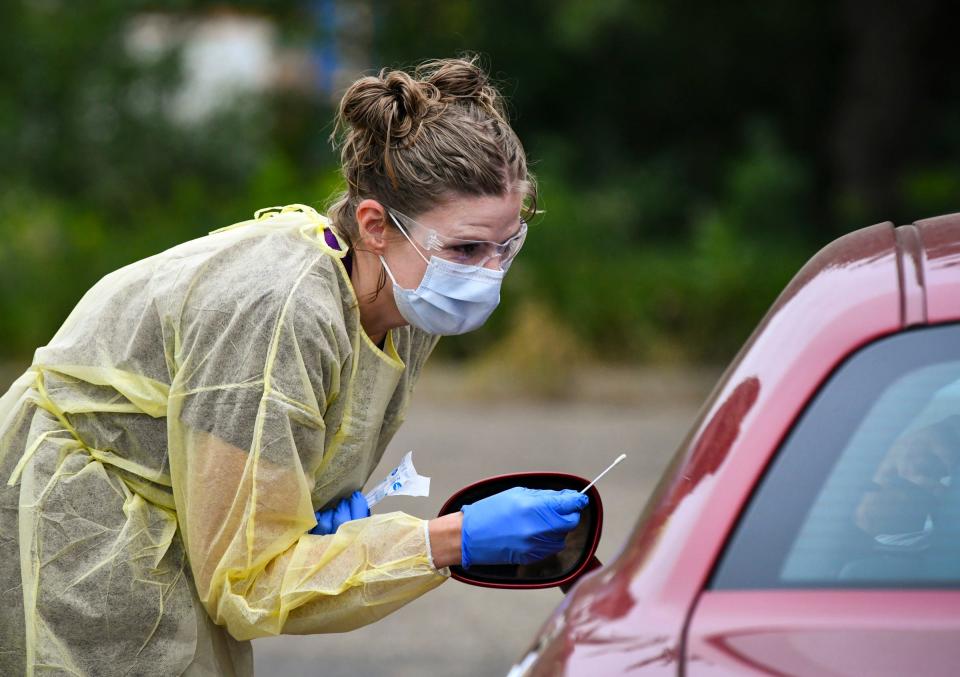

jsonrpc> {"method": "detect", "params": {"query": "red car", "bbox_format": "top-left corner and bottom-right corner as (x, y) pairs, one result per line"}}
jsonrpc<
(448, 213), (960, 675)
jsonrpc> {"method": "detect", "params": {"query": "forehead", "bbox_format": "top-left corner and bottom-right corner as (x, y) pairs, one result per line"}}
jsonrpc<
(414, 192), (523, 241)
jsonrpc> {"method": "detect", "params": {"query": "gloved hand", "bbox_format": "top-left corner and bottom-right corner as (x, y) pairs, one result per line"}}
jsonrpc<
(460, 487), (589, 569)
(309, 491), (370, 536)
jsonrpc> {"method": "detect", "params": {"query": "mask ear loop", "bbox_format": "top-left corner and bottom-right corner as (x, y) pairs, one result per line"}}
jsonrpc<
(378, 252), (403, 289)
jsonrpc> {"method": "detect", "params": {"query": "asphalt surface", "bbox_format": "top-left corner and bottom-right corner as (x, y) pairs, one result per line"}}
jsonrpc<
(253, 365), (714, 677)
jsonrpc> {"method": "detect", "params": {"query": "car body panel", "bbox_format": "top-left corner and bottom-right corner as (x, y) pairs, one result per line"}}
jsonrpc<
(686, 591), (960, 676)
(523, 213), (960, 675)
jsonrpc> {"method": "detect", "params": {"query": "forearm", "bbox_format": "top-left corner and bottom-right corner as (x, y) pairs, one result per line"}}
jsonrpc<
(282, 559), (445, 634)
(428, 511), (463, 568)
(177, 433), (448, 639)
(208, 512), (446, 639)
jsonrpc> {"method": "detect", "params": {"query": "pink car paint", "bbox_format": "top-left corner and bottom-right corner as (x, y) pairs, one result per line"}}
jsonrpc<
(517, 213), (960, 675)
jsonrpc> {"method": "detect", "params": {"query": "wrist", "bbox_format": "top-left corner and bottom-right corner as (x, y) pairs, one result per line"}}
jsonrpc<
(427, 512), (463, 569)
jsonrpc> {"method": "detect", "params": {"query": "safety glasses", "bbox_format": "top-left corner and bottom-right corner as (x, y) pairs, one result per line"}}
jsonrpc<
(386, 207), (528, 271)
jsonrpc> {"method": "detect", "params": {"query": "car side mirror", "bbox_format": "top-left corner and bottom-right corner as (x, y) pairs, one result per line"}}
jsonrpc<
(437, 472), (604, 590)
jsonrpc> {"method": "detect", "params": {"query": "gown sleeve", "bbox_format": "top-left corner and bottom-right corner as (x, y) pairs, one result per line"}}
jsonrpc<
(166, 258), (447, 641)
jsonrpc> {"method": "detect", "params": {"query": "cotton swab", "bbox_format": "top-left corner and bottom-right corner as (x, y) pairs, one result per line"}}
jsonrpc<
(580, 453), (627, 494)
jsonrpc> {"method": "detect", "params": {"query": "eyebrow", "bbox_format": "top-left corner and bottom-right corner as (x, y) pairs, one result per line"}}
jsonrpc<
(450, 219), (524, 244)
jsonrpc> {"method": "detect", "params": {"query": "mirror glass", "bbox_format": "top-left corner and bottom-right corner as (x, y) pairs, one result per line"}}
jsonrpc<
(441, 474), (599, 585)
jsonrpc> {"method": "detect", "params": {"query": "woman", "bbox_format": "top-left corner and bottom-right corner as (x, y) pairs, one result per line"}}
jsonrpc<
(0, 56), (588, 675)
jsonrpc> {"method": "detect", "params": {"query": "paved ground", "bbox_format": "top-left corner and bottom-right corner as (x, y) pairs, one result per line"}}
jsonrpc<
(253, 365), (716, 677)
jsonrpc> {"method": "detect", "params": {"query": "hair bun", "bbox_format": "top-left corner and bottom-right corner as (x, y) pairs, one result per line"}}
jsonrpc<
(338, 69), (440, 145)
(417, 55), (506, 120)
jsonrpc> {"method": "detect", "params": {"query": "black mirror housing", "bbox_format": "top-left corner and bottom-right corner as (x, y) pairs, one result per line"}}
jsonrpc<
(437, 472), (604, 590)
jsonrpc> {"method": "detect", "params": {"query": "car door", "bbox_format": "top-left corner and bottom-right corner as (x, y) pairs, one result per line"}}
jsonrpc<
(685, 323), (960, 676)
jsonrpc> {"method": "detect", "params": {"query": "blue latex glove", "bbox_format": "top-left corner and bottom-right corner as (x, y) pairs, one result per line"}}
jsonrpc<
(460, 487), (589, 569)
(309, 491), (370, 536)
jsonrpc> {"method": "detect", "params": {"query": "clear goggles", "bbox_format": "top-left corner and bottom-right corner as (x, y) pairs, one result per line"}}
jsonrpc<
(385, 207), (528, 271)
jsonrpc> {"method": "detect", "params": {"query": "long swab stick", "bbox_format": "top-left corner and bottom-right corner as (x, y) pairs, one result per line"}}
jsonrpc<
(580, 453), (627, 494)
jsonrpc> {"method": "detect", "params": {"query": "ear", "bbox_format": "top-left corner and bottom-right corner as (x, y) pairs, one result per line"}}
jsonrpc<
(355, 199), (391, 255)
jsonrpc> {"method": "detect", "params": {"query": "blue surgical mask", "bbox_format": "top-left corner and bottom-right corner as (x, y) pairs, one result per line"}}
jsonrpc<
(379, 254), (505, 335)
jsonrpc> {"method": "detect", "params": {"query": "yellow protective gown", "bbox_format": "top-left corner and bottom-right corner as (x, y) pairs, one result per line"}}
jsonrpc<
(0, 205), (448, 676)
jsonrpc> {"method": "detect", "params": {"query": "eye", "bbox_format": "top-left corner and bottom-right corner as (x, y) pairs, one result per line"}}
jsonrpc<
(449, 243), (482, 257)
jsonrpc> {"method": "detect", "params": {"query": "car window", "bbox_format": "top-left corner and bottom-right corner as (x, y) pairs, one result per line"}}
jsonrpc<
(711, 323), (960, 589)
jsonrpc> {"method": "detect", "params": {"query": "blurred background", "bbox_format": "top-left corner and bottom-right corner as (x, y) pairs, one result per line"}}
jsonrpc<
(2, 0), (959, 673)
(4, 0), (960, 374)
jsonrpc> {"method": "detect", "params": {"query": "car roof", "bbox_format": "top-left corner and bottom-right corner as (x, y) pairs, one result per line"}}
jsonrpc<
(750, 210), (960, 351)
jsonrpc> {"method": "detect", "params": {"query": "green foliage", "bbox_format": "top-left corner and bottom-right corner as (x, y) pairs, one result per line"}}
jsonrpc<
(0, 1), (343, 357)
(0, 1), (272, 218)
(441, 125), (808, 364)
(2, 1), (959, 366)
(901, 168), (960, 219)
